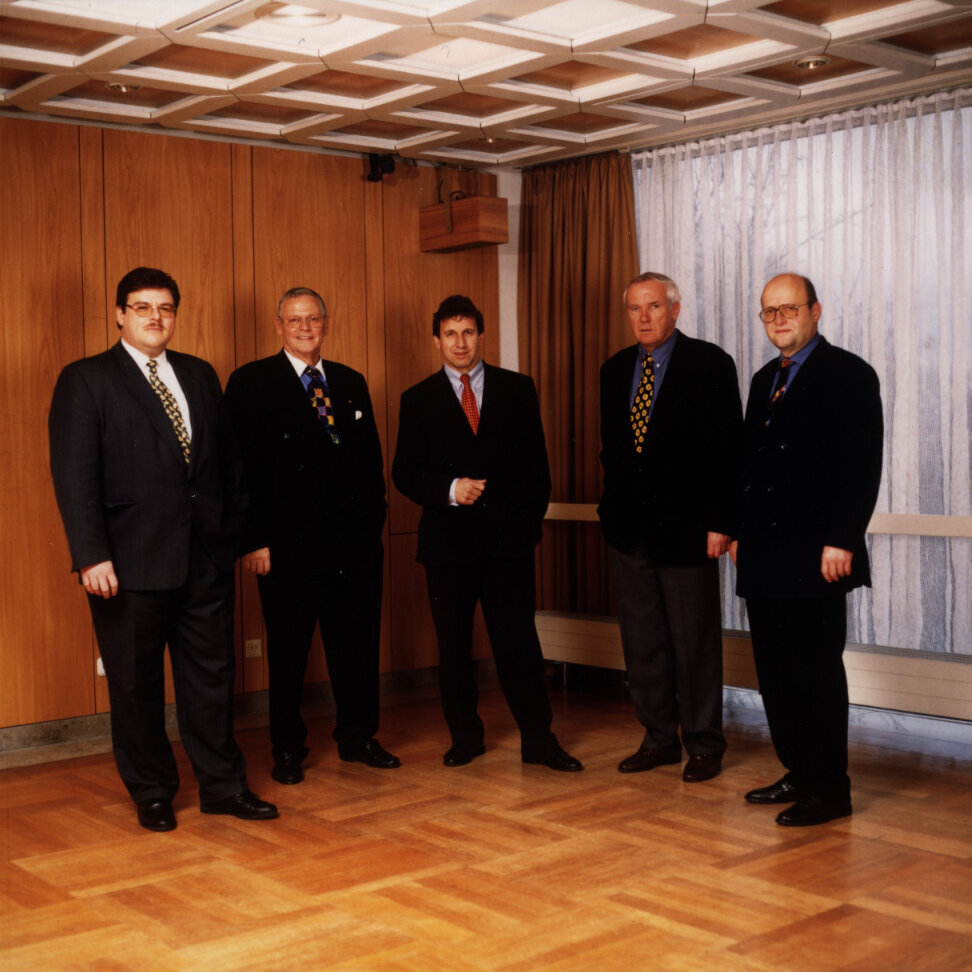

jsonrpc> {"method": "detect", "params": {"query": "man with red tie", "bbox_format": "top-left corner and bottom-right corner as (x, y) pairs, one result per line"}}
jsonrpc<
(392, 295), (582, 772)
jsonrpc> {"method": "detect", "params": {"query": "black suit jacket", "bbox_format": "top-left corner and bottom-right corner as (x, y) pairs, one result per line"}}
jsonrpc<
(392, 363), (551, 566)
(598, 331), (743, 564)
(736, 336), (883, 599)
(48, 342), (246, 588)
(223, 350), (386, 573)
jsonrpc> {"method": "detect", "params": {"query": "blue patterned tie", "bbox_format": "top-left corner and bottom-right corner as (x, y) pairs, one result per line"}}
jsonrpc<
(304, 366), (341, 445)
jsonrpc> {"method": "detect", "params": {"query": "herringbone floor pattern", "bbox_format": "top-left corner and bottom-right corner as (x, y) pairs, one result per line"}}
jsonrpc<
(2, 684), (969, 970)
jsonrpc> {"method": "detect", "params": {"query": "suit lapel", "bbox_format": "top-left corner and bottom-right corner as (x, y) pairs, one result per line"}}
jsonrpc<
(111, 343), (187, 467)
(170, 353), (205, 470)
(647, 332), (685, 429)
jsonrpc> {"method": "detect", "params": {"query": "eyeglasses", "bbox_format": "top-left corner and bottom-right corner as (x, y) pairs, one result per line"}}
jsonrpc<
(283, 315), (324, 328)
(126, 302), (176, 318)
(759, 302), (809, 323)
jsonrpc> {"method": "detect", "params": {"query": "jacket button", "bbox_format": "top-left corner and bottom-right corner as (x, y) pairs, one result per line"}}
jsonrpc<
(283, 432), (291, 439)
(188, 491), (197, 500)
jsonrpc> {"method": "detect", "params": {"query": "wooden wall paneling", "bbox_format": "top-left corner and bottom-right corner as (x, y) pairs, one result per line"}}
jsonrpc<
(229, 142), (266, 695)
(362, 158), (394, 675)
(78, 124), (113, 714)
(0, 118), (95, 727)
(249, 147), (370, 686)
(101, 130), (238, 384)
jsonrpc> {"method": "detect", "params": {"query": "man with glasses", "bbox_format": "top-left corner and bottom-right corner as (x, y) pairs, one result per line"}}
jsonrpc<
(731, 273), (883, 826)
(224, 287), (399, 786)
(49, 267), (278, 831)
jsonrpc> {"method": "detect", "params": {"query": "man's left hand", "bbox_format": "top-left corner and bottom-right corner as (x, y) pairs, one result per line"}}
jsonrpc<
(707, 532), (731, 558)
(820, 546), (853, 583)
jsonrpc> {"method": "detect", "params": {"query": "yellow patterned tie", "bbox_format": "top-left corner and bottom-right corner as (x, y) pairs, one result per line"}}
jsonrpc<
(630, 353), (654, 454)
(146, 359), (191, 464)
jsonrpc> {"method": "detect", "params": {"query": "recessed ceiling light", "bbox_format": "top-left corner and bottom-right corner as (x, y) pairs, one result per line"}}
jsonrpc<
(106, 82), (141, 94)
(795, 55), (831, 70)
(255, 3), (340, 26)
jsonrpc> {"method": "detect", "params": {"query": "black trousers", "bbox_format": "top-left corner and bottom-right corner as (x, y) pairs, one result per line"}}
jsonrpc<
(88, 548), (247, 805)
(424, 554), (553, 751)
(607, 544), (726, 757)
(746, 593), (850, 801)
(257, 543), (382, 757)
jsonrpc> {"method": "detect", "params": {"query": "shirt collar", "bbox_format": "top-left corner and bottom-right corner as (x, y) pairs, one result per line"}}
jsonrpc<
(443, 359), (485, 383)
(284, 348), (323, 378)
(638, 328), (678, 367)
(784, 332), (821, 367)
(121, 338), (168, 370)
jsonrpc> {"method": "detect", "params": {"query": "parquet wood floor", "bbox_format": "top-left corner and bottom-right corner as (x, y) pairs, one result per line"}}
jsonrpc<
(2, 684), (970, 970)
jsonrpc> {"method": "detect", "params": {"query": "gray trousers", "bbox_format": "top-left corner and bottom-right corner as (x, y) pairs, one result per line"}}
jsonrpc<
(608, 544), (726, 757)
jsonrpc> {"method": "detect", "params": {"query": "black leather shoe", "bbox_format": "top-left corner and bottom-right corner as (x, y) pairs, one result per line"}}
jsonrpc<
(776, 796), (852, 827)
(137, 798), (176, 832)
(339, 738), (401, 769)
(522, 737), (583, 772)
(271, 747), (309, 785)
(682, 753), (722, 783)
(618, 743), (681, 774)
(443, 743), (486, 767)
(745, 778), (802, 805)
(201, 790), (279, 820)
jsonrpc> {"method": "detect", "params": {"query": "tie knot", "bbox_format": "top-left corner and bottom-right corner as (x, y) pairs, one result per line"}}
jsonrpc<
(460, 373), (471, 387)
(304, 366), (318, 379)
(147, 359), (158, 374)
(780, 357), (794, 369)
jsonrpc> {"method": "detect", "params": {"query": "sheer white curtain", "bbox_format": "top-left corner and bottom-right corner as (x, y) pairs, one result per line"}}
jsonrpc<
(632, 88), (971, 654)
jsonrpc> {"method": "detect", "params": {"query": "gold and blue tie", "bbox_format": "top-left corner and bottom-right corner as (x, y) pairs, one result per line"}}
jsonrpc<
(304, 366), (341, 445)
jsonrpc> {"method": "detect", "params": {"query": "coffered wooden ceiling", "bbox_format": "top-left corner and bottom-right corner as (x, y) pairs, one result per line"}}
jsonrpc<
(1, 0), (970, 168)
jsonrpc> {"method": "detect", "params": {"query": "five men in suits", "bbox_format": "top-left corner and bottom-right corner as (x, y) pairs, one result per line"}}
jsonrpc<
(599, 272), (743, 783)
(49, 267), (278, 832)
(392, 295), (582, 771)
(732, 273), (883, 826)
(224, 287), (399, 785)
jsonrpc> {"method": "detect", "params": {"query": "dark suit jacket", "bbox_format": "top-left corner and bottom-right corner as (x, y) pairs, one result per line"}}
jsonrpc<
(392, 363), (551, 566)
(598, 331), (743, 565)
(48, 341), (246, 588)
(736, 336), (883, 599)
(223, 350), (386, 573)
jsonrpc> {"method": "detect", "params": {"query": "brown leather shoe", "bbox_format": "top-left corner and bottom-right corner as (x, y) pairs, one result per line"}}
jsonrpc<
(618, 743), (681, 774)
(682, 753), (722, 783)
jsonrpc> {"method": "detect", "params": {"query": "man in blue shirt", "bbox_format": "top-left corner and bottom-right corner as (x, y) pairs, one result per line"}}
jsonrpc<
(599, 272), (743, 784)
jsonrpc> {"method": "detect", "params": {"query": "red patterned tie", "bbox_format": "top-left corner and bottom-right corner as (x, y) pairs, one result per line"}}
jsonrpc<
(460, 373), (479, 434)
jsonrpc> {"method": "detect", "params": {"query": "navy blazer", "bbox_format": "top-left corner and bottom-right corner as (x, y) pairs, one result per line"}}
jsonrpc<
(224, 350), (386, 573)
(736, 336), (883, 599)
(49, 342), (246, 588)
(392, 363), (551, 566)
(598, 331), (743, 565)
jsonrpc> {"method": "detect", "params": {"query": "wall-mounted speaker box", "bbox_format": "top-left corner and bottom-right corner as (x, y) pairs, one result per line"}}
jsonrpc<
(419, 196), (508, 252)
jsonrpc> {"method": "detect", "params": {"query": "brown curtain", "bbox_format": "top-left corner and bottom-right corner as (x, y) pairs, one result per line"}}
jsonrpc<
(518, 152), (639, 614)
